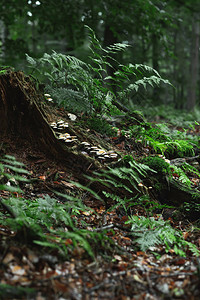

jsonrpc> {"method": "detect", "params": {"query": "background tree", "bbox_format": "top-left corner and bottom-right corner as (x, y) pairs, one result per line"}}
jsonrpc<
(0, 0), (200, 110)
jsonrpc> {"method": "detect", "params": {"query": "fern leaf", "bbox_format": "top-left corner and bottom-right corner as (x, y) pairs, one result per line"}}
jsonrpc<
(25, 54), (37, 66)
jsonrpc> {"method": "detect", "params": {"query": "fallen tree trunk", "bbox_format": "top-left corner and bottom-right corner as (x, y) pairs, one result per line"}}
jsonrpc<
(149, 174), (200, 221)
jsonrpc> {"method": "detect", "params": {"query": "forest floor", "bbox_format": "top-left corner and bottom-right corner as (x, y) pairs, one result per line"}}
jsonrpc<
(0, 103), (200, 300)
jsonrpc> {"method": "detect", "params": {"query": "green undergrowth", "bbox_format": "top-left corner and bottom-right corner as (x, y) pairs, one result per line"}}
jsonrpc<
(0, 284), (35, 299)
(0, 155), (199, 258)
(26, 26), (170, 116)
(84, 155), (199, 256)
(135, 103), (200, 127)
(141, 156), (171, 175)
(127, 119), (199, 158)
(0, 155), (112, 258)
(142, 155), (200, 188)
(84, 116), (117, 137)
(126, 215), (199, 256)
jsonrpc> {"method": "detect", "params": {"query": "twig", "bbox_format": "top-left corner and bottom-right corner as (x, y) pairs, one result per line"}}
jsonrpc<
(151, 271), (195, 278)
(92, 223), (132, 232)
(92, 224), (114, 231)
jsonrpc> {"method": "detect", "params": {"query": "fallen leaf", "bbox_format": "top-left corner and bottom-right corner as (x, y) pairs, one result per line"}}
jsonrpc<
(52, 279), (69, 293)
(3, 253), (15, 264)
(39, 175), (46, 181)
(10, 264), (26, 276)
(60, 181), (76, 188)
(114, 255), (122, 261)
(65, 239), (73, 245)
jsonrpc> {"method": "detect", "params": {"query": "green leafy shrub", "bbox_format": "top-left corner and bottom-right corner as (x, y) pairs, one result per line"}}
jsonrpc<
(128, 121), (197, 158)
(26, 26), (170, 115)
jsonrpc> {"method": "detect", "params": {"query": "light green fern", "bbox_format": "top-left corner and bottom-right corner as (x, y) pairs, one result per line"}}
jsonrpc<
(26, 26), (171, 114)
(89, 156), (155, 195)
(126, 215), (199, 256)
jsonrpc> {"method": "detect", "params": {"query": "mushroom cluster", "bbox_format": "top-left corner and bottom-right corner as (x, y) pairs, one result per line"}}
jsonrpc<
(58, 133), (78, 143)
(50, 120), (69, 131)
(50, 120), (77, 144)
(48, 103), (118, 160)
(80, 142), (118, 162)
(44, 93), (53, 103)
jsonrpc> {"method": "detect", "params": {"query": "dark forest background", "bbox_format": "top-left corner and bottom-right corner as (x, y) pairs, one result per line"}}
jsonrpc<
(0, 0), (200, 111)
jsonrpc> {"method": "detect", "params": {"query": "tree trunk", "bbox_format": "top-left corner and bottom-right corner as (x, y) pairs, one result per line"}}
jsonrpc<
(152, 33), (160, 104)
(0, 20), (6, 61)
(0, 70), (96, 174)
(186, 16), (200, 110)
(103, 24), (118, 94)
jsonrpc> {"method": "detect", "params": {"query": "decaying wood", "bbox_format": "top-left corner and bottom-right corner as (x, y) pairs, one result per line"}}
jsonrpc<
(165, 178), (200, 205)
(149, 174), (200, 220)
(0, 70), (97, 174)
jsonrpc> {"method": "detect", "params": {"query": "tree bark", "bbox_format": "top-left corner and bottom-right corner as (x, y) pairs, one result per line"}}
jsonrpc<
(186, 16), (200, 110)
(0, 20), (6, 61)
(0, 70), (96, 174)
(152, 33), (160, 104)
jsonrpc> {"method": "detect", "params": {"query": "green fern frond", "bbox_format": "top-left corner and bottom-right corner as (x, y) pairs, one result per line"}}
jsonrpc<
(126, 216), (200, 256)
(106, 43), (129, 54)
(26, 54), (37, 67)
(89, 156), (155, 198)
(46, 86), (92, 112)
(26, 26), (171, 114)
(0, 155), (30, 194)
(171, 165), (192, 187)
(182, 162), (200, 178)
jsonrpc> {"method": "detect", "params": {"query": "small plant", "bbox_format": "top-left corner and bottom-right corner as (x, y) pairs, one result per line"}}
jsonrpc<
(0, 66), (14, 75)
(83, 155), (157, 215)
(85, 116), (117, 136)
(128, 121), (198, 158)
(0, 154), (30, 194)
(142, 156), (171, 175)
(165, 140), (195, 158)
(171, 165), (193, 187)
(89, 155), (156, 194)
(126, 215), (199, 257)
